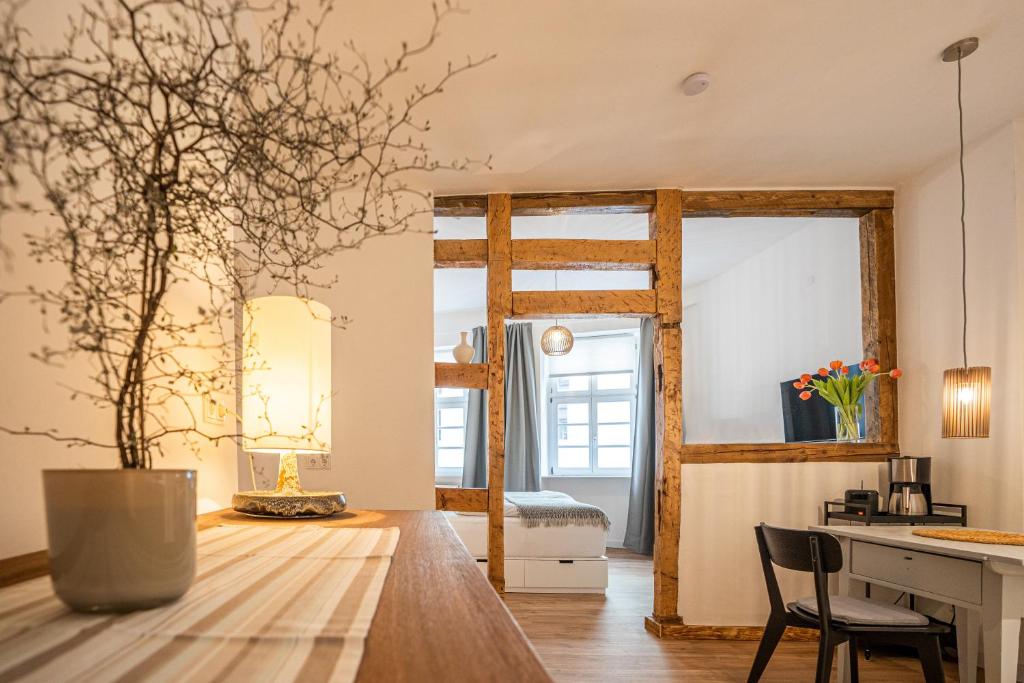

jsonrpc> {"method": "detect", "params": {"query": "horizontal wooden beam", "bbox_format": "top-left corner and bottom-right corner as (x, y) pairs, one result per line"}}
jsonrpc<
(644, 617), (818, 642)
(435, 487), (488, 512)
(511, 289), (657, 319)
(679, 190), (894, 218)
(680, 442), (898, 465)
(434, 240), (487, 268)
(433, 195), (488, 217)
(434, 191), (656, 218)
(512, 239), (655, 271)
(434, 362), (488, 389)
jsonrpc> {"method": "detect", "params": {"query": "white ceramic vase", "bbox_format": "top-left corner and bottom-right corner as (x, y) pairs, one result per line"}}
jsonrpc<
(42, 469), (197, 612)
(452, 331), (474, 364)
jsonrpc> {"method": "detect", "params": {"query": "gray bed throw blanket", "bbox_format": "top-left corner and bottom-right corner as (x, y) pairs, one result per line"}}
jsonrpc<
(505, 491), (610, 531)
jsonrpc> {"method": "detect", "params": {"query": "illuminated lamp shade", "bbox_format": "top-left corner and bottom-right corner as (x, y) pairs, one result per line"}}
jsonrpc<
(541, 324), (574, 356)
(941, 366), (991, 438)
(233, 295), (344, 517)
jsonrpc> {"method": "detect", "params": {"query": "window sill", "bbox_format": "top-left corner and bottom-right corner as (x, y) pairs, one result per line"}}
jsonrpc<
(542, 474), (632, 480)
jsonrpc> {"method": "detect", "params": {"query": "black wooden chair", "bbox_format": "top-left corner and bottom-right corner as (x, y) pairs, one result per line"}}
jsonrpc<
(747, 523), (949, 683)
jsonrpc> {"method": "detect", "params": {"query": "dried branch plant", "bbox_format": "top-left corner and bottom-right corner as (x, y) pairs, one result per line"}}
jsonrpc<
(0, 0), (492, 467)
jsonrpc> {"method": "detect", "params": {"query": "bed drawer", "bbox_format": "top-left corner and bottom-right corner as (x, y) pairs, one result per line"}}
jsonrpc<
(474, 559), (525, 588)
(523, 559), (607, 589)
(850, 540), (982, 605)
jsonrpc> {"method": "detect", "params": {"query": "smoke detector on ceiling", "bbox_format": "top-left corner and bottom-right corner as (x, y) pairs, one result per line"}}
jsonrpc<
(681, 72), (711, 96)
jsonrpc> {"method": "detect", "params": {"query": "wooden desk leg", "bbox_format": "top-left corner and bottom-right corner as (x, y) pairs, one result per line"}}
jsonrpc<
(954, 605), (980, 683)
(981, 568), (1024, 683)
(834, 536), (852, 683)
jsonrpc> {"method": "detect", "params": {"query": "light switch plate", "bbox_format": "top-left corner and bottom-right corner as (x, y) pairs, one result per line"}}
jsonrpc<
(301, 453), (331, 470)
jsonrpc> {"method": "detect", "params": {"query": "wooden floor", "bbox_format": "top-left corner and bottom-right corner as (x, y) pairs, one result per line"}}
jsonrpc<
(503, 549), (962, 682)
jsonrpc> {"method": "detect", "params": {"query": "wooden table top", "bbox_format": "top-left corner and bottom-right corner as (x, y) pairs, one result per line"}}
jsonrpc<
(200, 509), (553, 683)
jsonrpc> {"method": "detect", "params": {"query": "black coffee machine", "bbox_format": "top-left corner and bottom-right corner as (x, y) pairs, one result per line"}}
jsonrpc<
(887, 456), (931, 515)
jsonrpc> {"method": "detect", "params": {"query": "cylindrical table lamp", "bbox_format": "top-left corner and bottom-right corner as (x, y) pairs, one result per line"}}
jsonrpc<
(232, 295), (345, 517)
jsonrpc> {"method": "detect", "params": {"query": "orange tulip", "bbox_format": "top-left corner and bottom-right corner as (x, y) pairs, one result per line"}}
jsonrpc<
(829, 360), (843, 370)
(818, 367), (830, 377)
(793, 381), (805, 389)
(840, 366), (849, 375)
(799, 373), (812, 383)
(861, 358), (878, 369)
(798, 391), (812, 401)
(889, 368), (903, 378)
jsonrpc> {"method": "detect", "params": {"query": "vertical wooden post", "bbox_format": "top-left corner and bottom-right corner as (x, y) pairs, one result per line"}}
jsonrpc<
(859, 208), (898, 444)
(486, 193), (511, 592)
(650, 189), (683, 620)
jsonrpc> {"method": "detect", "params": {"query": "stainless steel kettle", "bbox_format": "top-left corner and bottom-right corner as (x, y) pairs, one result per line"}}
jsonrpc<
(887, 483), (928, 515)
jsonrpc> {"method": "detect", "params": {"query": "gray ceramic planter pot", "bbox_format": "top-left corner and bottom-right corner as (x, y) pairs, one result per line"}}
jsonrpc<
(42, 469), (197, 612)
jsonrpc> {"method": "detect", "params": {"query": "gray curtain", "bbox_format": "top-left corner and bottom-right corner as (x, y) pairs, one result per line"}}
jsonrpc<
(461, 326), (488, 488)
(460, 324), (541, 492)
(504, 323), (541, 492)
(624, 318), (656, 554)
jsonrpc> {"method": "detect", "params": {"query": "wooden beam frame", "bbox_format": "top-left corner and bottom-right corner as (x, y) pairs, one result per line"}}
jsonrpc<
(434, 239), (655, 271)
(434, 362), (488, 389)
(485, 193), (512, 593)
(511, 290), (656, 319)
(431, 188), (901, 639)
(435, 487), (488, 512)
(434, 190), (655, 217)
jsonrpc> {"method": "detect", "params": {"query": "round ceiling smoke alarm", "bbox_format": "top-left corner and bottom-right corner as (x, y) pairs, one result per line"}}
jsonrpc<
(681, 72), (711, 96)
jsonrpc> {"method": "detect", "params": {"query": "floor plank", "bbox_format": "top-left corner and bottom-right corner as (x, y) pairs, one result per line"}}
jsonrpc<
(503, 549), (961, 682)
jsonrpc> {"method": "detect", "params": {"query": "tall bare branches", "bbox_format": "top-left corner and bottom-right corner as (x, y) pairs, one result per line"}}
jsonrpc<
(0, 0), (492, 467)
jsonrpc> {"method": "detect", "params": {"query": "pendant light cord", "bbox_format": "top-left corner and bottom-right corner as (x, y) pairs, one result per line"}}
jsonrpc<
(957, 49), (968, 370)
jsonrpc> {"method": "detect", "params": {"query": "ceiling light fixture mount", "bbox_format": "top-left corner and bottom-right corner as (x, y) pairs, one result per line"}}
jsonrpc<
(941, 37), (979, 63)
(681, 72), (711, 96)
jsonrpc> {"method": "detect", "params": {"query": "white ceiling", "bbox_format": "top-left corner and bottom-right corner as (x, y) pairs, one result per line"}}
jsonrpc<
(333, 1), (1024, 193)
(433, 216), (851, 313)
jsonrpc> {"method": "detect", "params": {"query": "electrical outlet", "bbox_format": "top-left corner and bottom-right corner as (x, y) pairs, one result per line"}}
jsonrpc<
(301, 453), (331, 470)
(202, 393), (226, 425)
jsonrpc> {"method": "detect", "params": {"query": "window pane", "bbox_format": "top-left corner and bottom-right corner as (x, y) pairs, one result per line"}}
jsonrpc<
(597, 401), (631, 423)
(437, 448), (464, 468)
(554, 375), (589, 392)
(435, 387), (466, 399)
(438, 407), (464, 428)
(598, 447), (631, 469)
(438, 428), (465, 447)
(595, 373), (632, 391)
(557, 447), (589, 469)
(598, 423), (630, 446)
(558, 425), (589, 446)
(557, 402), (589, 425)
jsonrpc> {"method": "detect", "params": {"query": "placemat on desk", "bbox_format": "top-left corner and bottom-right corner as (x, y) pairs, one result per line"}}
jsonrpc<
(913, 528), (1024, 546)
(0, 524), (399, 682)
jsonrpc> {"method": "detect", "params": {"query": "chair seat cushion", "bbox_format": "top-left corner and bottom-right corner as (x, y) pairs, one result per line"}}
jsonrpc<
(791, 595), (929, 626)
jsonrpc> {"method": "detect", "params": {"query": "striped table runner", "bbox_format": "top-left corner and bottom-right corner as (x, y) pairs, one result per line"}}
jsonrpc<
(0, 524), (399, 682)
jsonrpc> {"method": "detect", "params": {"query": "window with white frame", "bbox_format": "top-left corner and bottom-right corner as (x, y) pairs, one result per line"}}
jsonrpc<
(546, 332), (638, 476)
(433, 348), (467, 479)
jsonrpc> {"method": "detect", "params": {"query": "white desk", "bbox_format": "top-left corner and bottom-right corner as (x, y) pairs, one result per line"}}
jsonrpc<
(810, 525), (1024, 683)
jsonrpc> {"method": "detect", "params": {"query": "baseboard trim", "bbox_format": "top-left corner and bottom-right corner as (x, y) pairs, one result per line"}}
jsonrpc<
(644, 616), (818, 642)
(0, 550), (49, 589)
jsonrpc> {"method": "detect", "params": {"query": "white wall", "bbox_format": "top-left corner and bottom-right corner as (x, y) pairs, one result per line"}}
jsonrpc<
(244, 230), (437, 510)
(896, 119), (1024, 533)
(682, 220), (863, 443)
(680, 461), (883, 624)
(0, 223), (239, 558)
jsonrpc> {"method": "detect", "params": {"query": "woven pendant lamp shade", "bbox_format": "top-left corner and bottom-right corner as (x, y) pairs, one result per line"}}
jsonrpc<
(541, 324), (574, 356)
(941, 366), (991, 438)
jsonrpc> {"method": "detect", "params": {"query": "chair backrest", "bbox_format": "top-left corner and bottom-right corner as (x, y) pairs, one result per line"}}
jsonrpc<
(758, 523), (844, 574)
(753, 523), (844, 628)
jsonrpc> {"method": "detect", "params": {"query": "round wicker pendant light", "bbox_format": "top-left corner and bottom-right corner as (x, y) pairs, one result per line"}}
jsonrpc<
(541, 271), (574, 356)
(541, 324), (574, 356)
